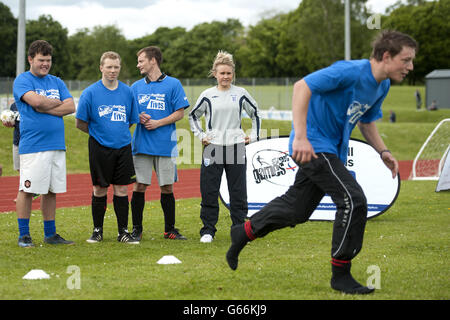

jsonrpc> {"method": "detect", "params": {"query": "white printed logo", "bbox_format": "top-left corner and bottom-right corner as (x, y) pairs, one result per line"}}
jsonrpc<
(98, 105), (127, 122)
(148, 99), (165, 110)
(138, 94), (151, 105)
(138, 93), (166, 110)
(347, 101), (371, 125)
(35, 88), (60, 100)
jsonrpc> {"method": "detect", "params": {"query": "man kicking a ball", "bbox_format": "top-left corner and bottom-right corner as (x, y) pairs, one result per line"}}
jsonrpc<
(226, 30), (417, 294)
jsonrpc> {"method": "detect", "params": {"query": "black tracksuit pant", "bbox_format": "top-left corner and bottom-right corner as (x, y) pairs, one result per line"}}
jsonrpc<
(249, 152), (368, 261)
(200, 143), (247, 237)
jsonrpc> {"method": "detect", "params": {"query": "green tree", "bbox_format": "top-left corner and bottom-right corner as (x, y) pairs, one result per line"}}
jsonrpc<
(235, 14), (287, 78)
(127, 26), (187, 79)
(383, 0), (450, 84)
(164, 19), (244, 78)
(276, 0), (375, 77)
(67, 25), (130, 80)
(277, 0), (346, 77)
(26, 15), (70, 78)
(0, 3), (18, 77)
(66, 28), (89, 80)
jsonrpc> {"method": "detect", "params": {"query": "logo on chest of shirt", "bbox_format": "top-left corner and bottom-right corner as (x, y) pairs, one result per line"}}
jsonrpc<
(98, 105), (127, 122)
(35, 88), (60, 100)
(347, 101), (372, 125)
(138, 93), (166, 111)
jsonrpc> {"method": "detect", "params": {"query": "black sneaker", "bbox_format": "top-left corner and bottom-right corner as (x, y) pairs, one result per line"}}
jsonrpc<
(164, 228), (187, 240)
(131, 226), (143, 241)
(331, 277), (375, 294)
(18, 234), (35, 248)
(117, 231), (140, 244)
(44, 233), (75, 245)
(86, 228), (103, 243)
(330, 262), (375, 295)
(226, 224), (250, 270)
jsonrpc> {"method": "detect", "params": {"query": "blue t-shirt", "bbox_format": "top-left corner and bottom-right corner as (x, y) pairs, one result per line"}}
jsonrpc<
(76, 80), (139, 149)
(289, 59), (390, 163)
(13, 71), (73, 154)
(131, 75), (189, 157)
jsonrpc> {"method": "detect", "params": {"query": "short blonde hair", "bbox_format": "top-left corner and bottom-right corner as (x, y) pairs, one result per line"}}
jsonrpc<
(100, 51), (121, 66)
(209, 50), (235, 78)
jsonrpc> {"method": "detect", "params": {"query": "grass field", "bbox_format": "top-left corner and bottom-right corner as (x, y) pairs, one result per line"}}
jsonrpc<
(0, 181), (448, 301)
(0, 85), (449, 302)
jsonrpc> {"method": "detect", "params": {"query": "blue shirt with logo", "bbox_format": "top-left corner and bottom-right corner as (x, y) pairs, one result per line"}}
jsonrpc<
(131, 75), (189, 157)
(13, 71), (73, 154)
(289, 59), (390, 163)
(76, 80), (139, 149)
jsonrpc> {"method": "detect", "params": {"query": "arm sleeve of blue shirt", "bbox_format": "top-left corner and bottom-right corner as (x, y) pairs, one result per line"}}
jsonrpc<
(172, 80), (190, 111)
(13, 74), (33, 102)
(75, 90), (90, 122)
(129, 94), (140, 124)
(57, 77), (73, 101)
(304, 61), (359, 94)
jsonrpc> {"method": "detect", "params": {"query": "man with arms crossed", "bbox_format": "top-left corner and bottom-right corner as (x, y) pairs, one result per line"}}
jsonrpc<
(130, 46), (190, 240)
(76, 51), (140, 244)
(226, 30), (417, 294)
(13, 40), (75, 247)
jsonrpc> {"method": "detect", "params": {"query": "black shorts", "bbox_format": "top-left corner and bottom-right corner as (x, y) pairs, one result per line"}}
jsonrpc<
(88, 136), (136, 187)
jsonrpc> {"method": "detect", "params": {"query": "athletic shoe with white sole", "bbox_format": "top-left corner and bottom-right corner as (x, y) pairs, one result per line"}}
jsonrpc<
(117, 231), (140, 244)
(86, 228), (103, 243)
(200, 234), (213, 243)
(18, 234), (35, 248)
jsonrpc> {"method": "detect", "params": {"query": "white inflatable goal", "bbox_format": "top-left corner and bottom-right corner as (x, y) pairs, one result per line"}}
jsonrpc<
(411, 118), (450, 180)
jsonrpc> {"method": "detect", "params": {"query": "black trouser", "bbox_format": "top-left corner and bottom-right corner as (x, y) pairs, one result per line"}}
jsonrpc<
(200, 143), (247, 237)
(249, 153), (368, 260)
(88, 136), (135, 187)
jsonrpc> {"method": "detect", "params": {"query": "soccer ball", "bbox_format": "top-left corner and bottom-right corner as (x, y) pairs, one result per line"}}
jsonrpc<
(1, 110), (17, 124)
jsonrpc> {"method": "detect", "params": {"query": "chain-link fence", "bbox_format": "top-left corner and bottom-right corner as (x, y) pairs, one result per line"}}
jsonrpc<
(1, 77), (298, 112)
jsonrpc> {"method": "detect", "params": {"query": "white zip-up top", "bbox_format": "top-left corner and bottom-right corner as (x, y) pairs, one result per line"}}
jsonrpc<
(189, 85), (261, 146)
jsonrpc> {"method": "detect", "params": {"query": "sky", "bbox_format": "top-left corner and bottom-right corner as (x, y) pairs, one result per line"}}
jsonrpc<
(2, 0), (412, 40)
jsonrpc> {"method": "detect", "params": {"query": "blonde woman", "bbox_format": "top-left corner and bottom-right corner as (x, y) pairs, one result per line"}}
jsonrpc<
(189, 51), (261, 243)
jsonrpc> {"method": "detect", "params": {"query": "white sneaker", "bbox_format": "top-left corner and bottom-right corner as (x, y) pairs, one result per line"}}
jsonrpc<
(200, 234), (213, 243)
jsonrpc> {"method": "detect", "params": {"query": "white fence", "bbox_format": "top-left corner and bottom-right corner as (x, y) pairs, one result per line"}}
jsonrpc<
(1, 77), (297, 111)
(1, 96), (292, 121)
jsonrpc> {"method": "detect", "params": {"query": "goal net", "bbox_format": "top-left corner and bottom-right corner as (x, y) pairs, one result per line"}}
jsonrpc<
(411, 118), (450, 180)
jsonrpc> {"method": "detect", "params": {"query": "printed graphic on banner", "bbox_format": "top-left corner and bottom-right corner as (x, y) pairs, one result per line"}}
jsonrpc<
(219, 137), (400, 221)
(251, 149), (297, 186)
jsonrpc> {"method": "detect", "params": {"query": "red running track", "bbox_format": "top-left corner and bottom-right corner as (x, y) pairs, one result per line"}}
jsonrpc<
(0, 161), (413, 213)
(0, 169), (200, 213)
